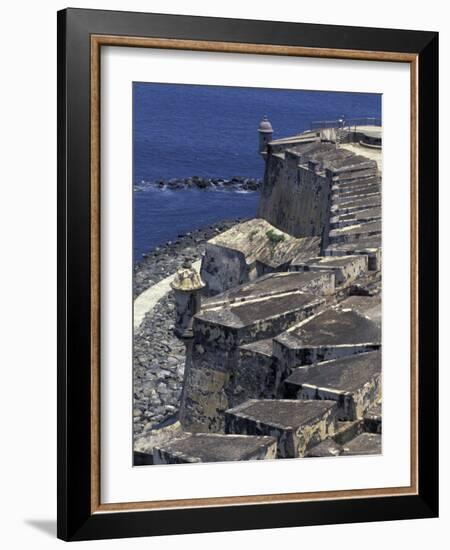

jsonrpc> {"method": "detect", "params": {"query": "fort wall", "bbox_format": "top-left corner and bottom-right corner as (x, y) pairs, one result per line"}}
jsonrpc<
(136, 121), (383, 464)
(257, 148), (333, 239)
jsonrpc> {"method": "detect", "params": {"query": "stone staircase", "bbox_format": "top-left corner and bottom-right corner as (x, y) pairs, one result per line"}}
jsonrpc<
(324, 153), (382, 270)
(135, 132), (383, 465)
(147, 263), (382, 463)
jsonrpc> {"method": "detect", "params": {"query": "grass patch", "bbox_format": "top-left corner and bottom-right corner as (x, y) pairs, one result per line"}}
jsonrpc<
(266, 229), (286, 245)
(265, 229), (286, 257)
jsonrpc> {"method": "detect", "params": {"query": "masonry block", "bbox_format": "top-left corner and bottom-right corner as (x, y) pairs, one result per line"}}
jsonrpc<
(153, 433), (277, 464)
(289, 254), (368, 287)
(225, 399), (337, 458)
(274, 308), (381, 372)
(284, 351), (381, 420)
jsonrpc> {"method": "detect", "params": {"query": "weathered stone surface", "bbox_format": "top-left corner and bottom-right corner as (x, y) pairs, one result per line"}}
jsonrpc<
(332, 188), (380, 204)
(331, 208), (382, 231)
(328, 221), (381, 245)
(268, 134), (320, 155)
(364, 401), (382, 433)
(228, 339), (279, 407)
(284, 350), (381, 420)
(331, 194), (381, 214)
(333, 420), (364, 445)
(324, 154), (378, 175)
(304, 419), (364, 457)
(324, 241), (381, 271)
(305, 439), (342, 457)
(134, 122), (384, 464)
(180, 290), (325, 432)
(205, 271), (335, 309)
(289, 254), (368, 287)
(257, 143), (335, 238)
(153, 432), (277, 464)
(201, 218), (321, 295)
(225, 399), (337, 458)
(332, 179), (380, 196)
(274, 308), (381, 370)
(134, 420), (183, 457)
(332, 169), (379, 185)
(347, 271), (382, 297)
(195, 290), (325, 345)
(337, 295), (382, 328)
(306, 148), (355, 172)
(179, 364), (230, 433)
(341, 433), (382, 455)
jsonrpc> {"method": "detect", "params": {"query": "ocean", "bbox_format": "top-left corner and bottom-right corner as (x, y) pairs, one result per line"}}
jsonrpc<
(133, 83), (381, 259)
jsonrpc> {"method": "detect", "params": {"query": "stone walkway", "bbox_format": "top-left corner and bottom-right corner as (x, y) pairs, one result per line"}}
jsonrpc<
(134, 260), (202, 331)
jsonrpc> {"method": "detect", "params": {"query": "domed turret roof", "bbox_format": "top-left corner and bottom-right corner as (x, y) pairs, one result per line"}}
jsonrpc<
(171, 260), (205, 291)
(258, 116), (273, 133)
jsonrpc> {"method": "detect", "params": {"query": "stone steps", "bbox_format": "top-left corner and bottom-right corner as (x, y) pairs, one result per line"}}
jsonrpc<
(304, 419), (363, 457)
(305, 417), (382, 457)
(333, 191), (381, 206)
(331, 194), (381, 214)
(332, 191), (380, 207)
(153, 432), (278, 464)
(195, 285), (328, 348)
(345, 271), (382, 297)
(228, 296), (381, 409)
(225, 399), (338, 458)
(330, 207), (381, 229)
(328, 220), (381, 245)
(331, 168), (379, 184)
(341, 432), (382, 455)
(332, 177), (381, 193)
(204, 271), (334, 309)
(201, 218), (322, 296)
(135, 128), (386, 465)
(304, 438), (342, 457)
(289, 254), (369, 287)
(333, 419), (364, 445)
(273, 306), (381, 371)
(181, 273), (334, 432)
(332, 176), (379, 193)
(324, 240), (381, 271)
(337, 295), (382, 327)
(332, 183), (380, 199)
(324, 155), (378, 175)
(283, 350), (381, 420)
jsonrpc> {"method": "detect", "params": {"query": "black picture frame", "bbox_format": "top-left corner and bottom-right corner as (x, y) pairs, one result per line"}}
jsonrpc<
(57, 7), (438, 541)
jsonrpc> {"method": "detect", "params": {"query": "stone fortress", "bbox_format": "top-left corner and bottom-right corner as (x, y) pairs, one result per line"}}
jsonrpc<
(136, 115), (383, 465)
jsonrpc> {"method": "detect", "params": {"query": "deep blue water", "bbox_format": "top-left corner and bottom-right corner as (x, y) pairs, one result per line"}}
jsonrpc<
(133, 83), (381, 259)
(134, 188), (260, 258)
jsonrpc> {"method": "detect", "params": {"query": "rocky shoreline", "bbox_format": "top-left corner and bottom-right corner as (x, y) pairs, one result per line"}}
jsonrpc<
(134, 175), (262, 192)
(133, 219), (243, 440)
(134, 218), (247, 297)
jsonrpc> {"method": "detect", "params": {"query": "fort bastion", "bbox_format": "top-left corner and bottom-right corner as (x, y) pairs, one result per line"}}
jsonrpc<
(136, 117), (382, 464)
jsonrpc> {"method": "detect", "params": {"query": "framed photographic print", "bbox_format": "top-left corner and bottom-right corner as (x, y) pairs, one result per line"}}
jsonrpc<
(57, 8), (439, 541)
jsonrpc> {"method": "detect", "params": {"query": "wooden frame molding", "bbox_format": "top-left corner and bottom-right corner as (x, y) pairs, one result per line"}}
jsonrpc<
(90, 34), (419, 515)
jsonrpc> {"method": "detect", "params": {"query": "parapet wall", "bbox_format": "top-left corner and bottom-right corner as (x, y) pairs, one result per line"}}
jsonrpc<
(257, 148), (332, 239)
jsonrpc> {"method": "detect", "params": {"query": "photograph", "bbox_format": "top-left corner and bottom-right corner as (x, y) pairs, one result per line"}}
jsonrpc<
(132, 82), (383, 466)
